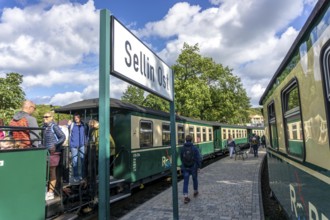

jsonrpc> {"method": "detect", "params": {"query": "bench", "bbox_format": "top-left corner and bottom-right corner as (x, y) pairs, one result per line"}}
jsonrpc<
(234, 145), (248, 160)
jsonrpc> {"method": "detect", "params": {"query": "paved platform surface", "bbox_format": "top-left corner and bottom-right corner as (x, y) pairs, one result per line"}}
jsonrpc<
(120, 148), (266, 220)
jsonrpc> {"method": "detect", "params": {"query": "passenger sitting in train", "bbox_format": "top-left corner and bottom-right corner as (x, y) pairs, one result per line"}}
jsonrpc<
(0, 137), (18, 150)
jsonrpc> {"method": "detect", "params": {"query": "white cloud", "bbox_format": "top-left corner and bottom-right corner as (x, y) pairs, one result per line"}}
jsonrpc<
(50, 91), (82, 106)
(0, 0), (99, 74)
(0, 0), (318, 107)
(137, 0), (312, 106)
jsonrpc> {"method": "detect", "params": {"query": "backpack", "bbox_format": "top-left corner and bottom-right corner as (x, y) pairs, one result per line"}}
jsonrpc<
(251, 136), (258, 145)
(9, 117), (31, 148)
(182, 145), (195, 167)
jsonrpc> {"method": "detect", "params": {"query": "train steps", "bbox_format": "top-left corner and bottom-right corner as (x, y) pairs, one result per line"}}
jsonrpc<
(109, 177), (131, 203)
(53, 213), (79, 220)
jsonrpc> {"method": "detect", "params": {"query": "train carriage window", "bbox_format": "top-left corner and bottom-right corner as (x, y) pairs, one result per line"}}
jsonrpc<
(223, 129), (226, 139)
(140, 120), (153, 148)
(321, 44), (330, 142)
(196, 127), (201, 143)
(268, 102), (279, 150)
(208, 128), (212, 141)
(178, 125), (185, 145)
(282, 80), (305, 159)
(162, 123), (171, 146)
(189, 126), (195, 141)
(202, 127), (206, 142)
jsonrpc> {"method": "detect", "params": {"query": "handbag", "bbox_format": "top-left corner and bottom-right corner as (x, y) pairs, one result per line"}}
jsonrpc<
(49, 152), (61, 167)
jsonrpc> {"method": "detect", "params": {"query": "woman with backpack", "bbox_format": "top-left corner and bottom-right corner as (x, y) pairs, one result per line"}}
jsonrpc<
(180, 135), (202, 204)
(43, 112), (66, 200)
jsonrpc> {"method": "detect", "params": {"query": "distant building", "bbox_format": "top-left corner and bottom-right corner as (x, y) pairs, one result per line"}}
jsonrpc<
(247, 114), (264, 127)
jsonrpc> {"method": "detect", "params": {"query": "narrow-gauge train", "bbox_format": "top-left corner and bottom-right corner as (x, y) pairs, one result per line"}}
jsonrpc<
(259, 0), (330, 219)
(0, 98), (263, 219)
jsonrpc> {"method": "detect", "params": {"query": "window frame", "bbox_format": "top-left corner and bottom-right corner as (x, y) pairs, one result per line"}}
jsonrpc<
(177, 124), (185, 145)
(281, 78), (305, 161)
(162, 123), (171, 146)
(320, 41), (330, 145)
(268, 101), (279, 150)
(139, 120), (153, 148)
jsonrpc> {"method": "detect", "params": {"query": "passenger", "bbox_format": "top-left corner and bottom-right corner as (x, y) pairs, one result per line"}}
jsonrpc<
(89, 119), (116, 166)
(0, 119), (5, 140)
(261, 135), (266, 148)
(250, 133), (259, 157)
(43, 112), (65, 200)
(9, 100), (39, 148)
(227, 134), (236, 159)
(0, 137), (17, 149)
(68, 113), (88, 182)
(180, 135), (202, 204)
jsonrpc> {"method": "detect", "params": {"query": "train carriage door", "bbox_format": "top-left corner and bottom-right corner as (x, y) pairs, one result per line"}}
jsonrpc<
(213, 126), (221, 151)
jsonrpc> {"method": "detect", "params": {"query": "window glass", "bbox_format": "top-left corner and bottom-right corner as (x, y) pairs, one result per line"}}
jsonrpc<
(189, 126), (194, 141)
(268, 102), (279, 150)
(178, 125), (185, 145)
(282, 82), (305, 159)
(208, 128), (212, 141)
(140, 120), (153, 148)
(202, 127), (206, 142)
(196, 127), (201, 143)
(162, 123), (170, 146)
(223, 129), (226, 139)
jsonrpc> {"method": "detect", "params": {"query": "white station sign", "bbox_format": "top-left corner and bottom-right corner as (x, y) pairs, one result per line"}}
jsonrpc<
(111, 17), (173, 101)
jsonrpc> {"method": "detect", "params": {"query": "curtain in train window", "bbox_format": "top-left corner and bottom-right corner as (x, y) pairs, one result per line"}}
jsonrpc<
(268, 102), (279, 150)
(189, 126), (195, 142)
(202, 127), (206, 142)
(162, 123), (170, 146)
(177, 125), (185, 145)
(282, 81), (305, 159)
(196, 127), (201, 143)
(222, 129), (226, 139)
(140, 120), (153, 148)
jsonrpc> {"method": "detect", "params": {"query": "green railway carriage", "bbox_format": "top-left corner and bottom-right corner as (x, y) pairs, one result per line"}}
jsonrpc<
(56, 98), (220, 188)
(260, 1), (330, 219)
(37, 97), (263, 218)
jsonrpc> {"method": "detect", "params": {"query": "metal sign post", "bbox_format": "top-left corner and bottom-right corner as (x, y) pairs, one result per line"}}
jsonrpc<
(99, 9), (111, 220)
(99, 9), (178, 219)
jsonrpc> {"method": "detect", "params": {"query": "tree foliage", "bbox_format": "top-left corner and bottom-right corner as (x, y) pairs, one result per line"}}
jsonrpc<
(0, 73), (25, 123)
(121, 43), (251, 124)
(121, 85), (145, 106)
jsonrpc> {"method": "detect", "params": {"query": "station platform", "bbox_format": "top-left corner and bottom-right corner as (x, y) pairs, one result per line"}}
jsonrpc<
(120, 148), (266, 220)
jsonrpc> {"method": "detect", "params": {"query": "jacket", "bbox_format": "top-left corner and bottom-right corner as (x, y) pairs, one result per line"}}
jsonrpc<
(43, 122), (65, 151)
(12, 111), (39, 146)
(69, 122), (88, 148)
(180, 142), (202, 169)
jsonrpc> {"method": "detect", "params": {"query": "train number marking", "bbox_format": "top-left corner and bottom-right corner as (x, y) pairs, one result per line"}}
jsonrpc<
(290, 184), (328, 220)
(0, 160), (4, 166)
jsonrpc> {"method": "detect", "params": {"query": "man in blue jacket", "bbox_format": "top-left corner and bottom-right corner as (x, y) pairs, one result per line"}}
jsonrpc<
(180, 135), (202, 204)
(69, 113), (88, 182)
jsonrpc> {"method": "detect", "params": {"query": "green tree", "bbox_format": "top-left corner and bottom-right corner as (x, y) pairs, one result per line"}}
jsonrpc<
(0, 73), (25, 123)
(173, 43), (212, 118)
(121, 85), (145, 105)
(143, 94), (169, 112)
(173, 43), (250, 123)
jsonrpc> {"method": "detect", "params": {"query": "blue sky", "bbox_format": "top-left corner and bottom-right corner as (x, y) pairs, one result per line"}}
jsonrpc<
(0, 0), (318, 106)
